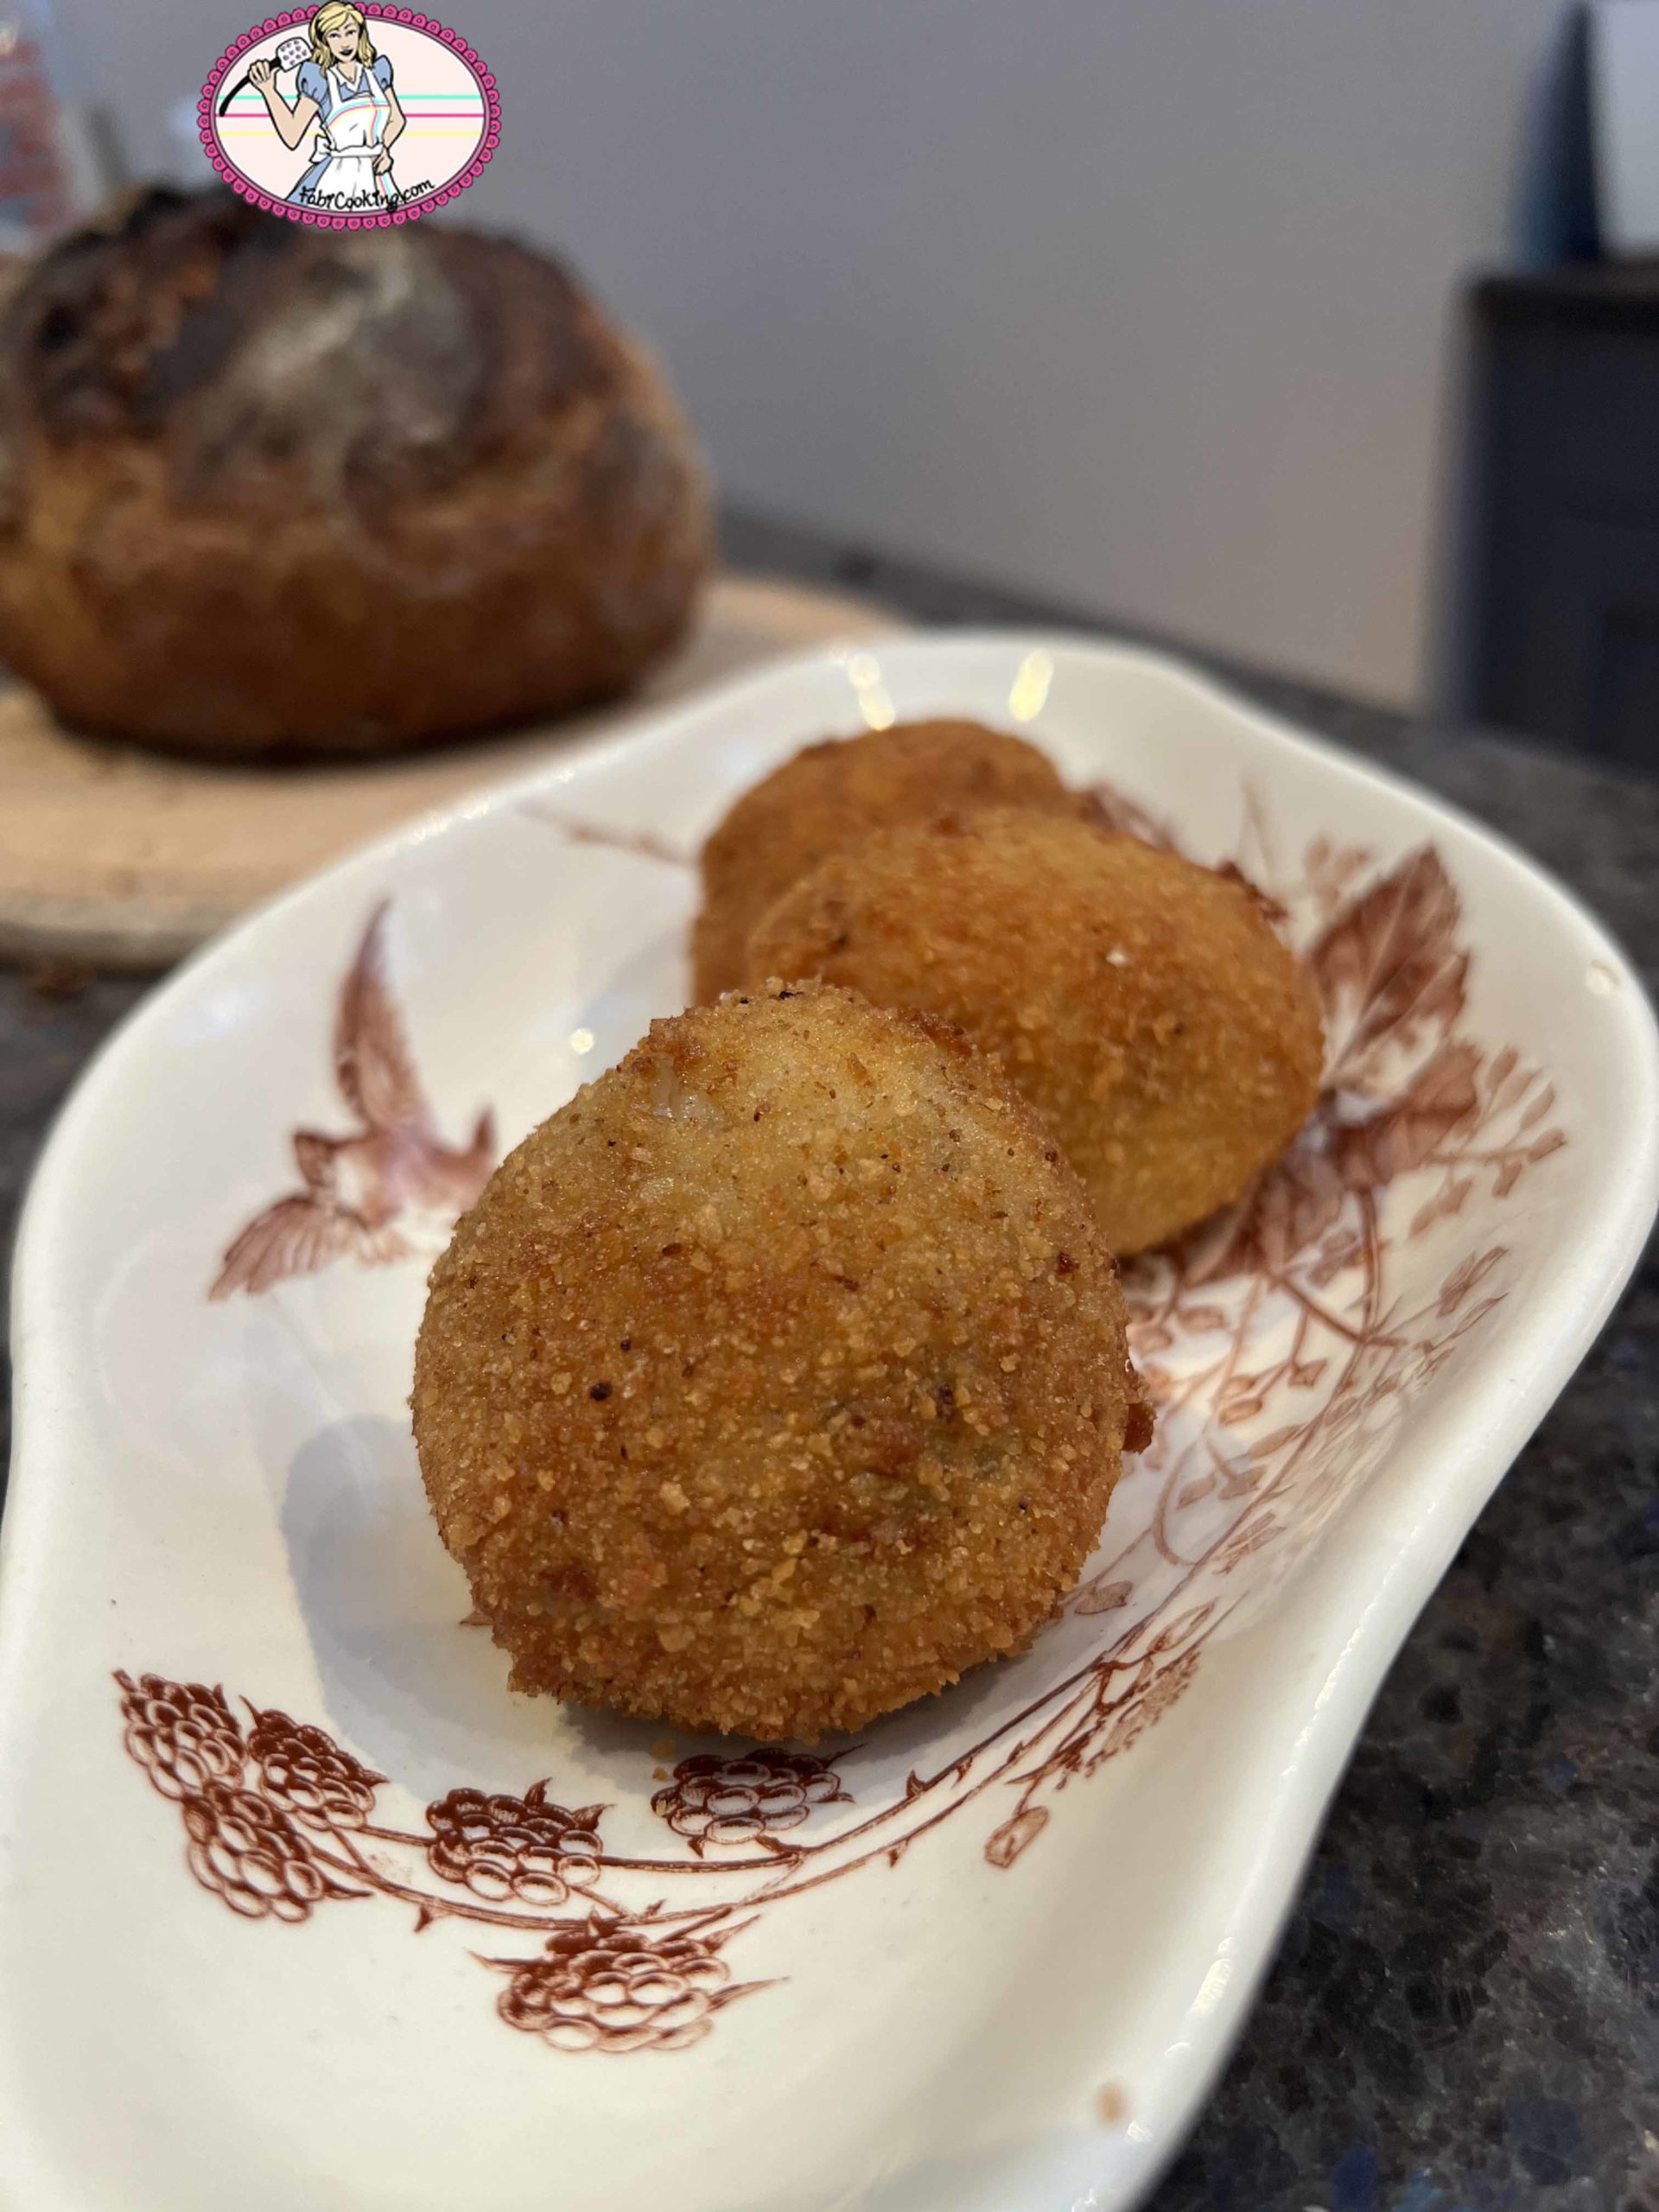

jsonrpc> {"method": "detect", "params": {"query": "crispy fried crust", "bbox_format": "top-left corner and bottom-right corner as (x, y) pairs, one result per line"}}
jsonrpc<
(413, 981), (1147, 1740)
(747, 811), (1325, 1255)
(691, 720), (1082, 1001)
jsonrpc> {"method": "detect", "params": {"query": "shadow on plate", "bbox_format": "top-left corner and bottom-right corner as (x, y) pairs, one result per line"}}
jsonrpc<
(279, 1409), (1098, 1819)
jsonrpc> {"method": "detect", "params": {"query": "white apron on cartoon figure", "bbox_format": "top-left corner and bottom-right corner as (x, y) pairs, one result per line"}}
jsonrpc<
(305, 62), (392, 207)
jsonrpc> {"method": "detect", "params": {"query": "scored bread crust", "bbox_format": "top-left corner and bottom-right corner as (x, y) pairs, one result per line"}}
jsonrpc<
(0, 188), (711, 759)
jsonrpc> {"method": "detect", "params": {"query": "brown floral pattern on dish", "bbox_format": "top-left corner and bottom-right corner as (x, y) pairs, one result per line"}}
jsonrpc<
(118, 1670), (364, 1924)
(518, 800), (694, 871)
(486, 1910), (766, 2053)
(247, 1707), (386, 1833)
(117, 1670), (246, 1800)
(1085, 802), (1564, 1698)
(426, 1783), (607, 1908)
(651, 1750), (851, 1854)
(113, 1665), (768, 2049)
(210, 900), (496, 1300)
(128, 779), (1568, 2050)
(181, 1778), (365, 1923)
(1084, 782), (1182, 851)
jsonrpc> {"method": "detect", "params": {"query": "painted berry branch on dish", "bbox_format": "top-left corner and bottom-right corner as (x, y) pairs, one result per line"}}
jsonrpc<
(147, 785), (1567, 2053)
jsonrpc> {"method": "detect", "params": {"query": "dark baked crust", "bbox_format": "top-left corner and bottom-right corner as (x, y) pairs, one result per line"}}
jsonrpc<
(0, 188), (711, 758)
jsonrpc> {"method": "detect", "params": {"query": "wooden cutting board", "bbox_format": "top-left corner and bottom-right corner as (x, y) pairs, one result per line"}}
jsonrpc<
(0, 573), (905, 972)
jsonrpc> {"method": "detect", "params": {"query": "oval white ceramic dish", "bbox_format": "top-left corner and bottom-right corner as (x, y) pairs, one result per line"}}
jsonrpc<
(1, 634), (1655, 2212)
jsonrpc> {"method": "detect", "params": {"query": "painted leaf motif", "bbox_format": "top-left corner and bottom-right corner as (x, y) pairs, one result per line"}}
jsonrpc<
(334, 901), (431, 1138)
(1216, 1394), (1268, 1428)
(1303, 834), (1376, 918)
(1217, 1517), (1279, 1573)
(1485, 1046), (1518, 1095)
(1085, 781), (1182, 854)
(1074, 1576), (1135, 1617)
(1249, 1424), (1306, 1460)
(1249, 1141), (1347, 1272)
(1147, 1601), (1218, 1658)
(1128, 1319), (1176, 1353)
(1177, 1305), (1230, 1334)
(1410, 1174), (1473, 1239)
(1168, 1198), (1254, 1289)
(1176, 1128), (1345, 1291)
(1216, 1453), (1264, 1498)
(1312, 848), (1466, 1088)
(1308, 1230), (1364, 1287)
(1212, 860), (1289, 928)
(1437, 1246), (1505, 1317)
(1336, 1042), (1481, 1189)
(984, 1807), (1048, 1870)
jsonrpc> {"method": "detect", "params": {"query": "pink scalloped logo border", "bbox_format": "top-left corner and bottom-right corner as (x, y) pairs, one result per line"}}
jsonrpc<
(198, 6), (499, 228)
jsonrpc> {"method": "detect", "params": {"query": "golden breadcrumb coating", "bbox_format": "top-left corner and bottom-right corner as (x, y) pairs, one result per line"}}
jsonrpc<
(747, 811), (1325, 1255)
(692, 719), (1082, 1001)
(413, 980), (1149, 1741)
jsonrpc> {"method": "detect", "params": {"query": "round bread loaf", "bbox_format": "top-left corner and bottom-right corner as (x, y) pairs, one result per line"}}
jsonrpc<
(0, 188), (711, 759)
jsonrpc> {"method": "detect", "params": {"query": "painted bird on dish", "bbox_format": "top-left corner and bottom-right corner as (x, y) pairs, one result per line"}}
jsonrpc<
(210, 900), (495, 1299)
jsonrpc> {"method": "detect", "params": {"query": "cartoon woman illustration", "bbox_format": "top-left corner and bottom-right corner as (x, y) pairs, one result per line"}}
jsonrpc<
(250, 3), (405, 212)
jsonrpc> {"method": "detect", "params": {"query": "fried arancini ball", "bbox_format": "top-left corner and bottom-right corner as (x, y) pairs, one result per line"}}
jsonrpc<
(413, 980), (1149, 1742)
(747, 811), (1325, 1256)
(691, 719), (1083, 1001)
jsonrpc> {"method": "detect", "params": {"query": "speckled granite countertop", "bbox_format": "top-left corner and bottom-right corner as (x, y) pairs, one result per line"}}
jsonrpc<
(3, 513), (1656, 2212)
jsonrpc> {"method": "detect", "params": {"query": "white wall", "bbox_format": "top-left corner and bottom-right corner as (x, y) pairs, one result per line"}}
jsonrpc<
(67, 0), (1578, 707)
